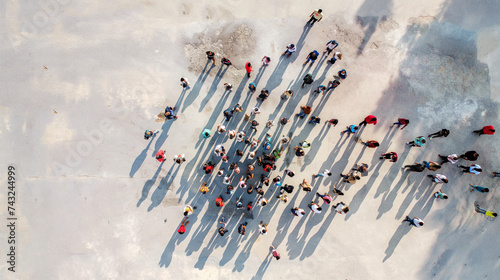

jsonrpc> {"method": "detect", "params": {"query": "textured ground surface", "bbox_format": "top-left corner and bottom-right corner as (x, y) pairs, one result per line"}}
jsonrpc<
(1, 0), (500, 279)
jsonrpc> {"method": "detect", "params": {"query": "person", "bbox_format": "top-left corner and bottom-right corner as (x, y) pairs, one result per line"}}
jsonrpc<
(258, 89), (269, 100)
(262, 56), (271, 67)
(341, 125), (358, 136)
(296, 105), (312, 118)
(407, 136), (426, 147)
(353, 163), (369, 173)
(285, 169), (295, 177)
(493, 172), (500, 178)
(361, 140), (379, 148)
(291, 207), (306, 217)
(236, 131), (246, 142)
(309, 202), (322, 213)
(304, 50), (319, 66)
(250, 107), (261, 115)
(326, 80), (341, 91)
(281, 89), (294, 100)
(434, 190), (448, 199)
(249, 120), (259, 132)
(280, 117), (290, 125)
(270, 246), (281, 260)
(338, 69), (347, 80)
(265, 120), (274, 128)
(307, 9), (323, 26)
(280, 135), (290, 145)
(258, 221), (268, 235)
(459, 164), (482, 174)
(459, 151), (479, 161)
(294, 146), (305, 157)
(156, 150), (166, 162)
(475, 203), (497, 218)
(317, 193), (333, 204)
(218, 218), (229, 237)
(359, 115), (377, 126)
(206, 51), (216, 65)
(144, 129), (159, 140)
(183, 205), (196, 216)
(245, 62), (252, 77)
(180, 77), (189, 88)
(332, 187), (344, 196)
(403, 216), (424, 228)
(258, 196), (268, 206)
(256, 184), (265, 196)
(309, 116), (321, 125)
(221, 57), (232, 66)
(313, 169), (332, 178)
(301, 140), (311, 148)
(276, 192), (288, 203)
(250, 139), (260, 149)
(438, 154), (458, 165)
(238, 222), (248, 235)
(334, 202), (349, 214)
(214, 145), (225, 157)
(238, 178), (247, 189)
(302, 74), (314, 88)
(324, 40), (339, 55)
(469, 184), (489, 193)
(340, 171), (361, 184)
(326, 118), (338, 126)
(313, 85), (326, 95)
(473, 125), (495, 136)
(392, 118), (410, 130)
(280, 184), (294, 194)
(423, 161), (441, 171)
(248, 151), (256, 160)
(217, 125), (226, 134)
(403, 163), (425, 172)
(427, 174), (448, 184)
(177, 217), (190, 234)
(173, 154), (186, 164)
(164, 106), (178, 120)
(328, 51), (342, 64)
(215, 195), (224, 207)
(428, 129), (450, 139)
(236, 198), (244, 209)
(224, 83), (233, 92)
(223, 175), (231, 185)
(223, 108), (234, 122)
(202, 128), (211, 138)
(282, 43), (296, 57)
(272, 175), (282, 186)
(200, 182), (209, 194)
(248, 82), (257, 93)
(203, 162), (215, 174)
(247, 202), (253, 211)
(233, 103), (243, 113)
(301, 179), (312, 192)
(380, 152), (398, 162)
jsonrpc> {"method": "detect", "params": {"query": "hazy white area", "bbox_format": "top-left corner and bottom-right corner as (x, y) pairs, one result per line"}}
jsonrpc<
(1, 0), (499, 279)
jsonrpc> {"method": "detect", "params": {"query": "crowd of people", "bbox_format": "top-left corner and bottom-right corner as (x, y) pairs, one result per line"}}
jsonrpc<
(143, 8), (498, 260)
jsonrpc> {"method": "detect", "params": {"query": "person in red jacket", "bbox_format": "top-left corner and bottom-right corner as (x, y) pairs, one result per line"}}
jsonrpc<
(155, 150), (166, 162)
(360, 140), (379, 148)
(392, 118), (409, 130)
(359, 115), (377, 126)
(215, 195), (224, 207)
(245, 62), (252, 77)
(177, 217), (190, 235)
(473, 125), (495, 136)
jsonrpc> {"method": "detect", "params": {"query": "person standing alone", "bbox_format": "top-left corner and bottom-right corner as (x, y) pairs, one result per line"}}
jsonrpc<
(307, 9), (323, 26)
